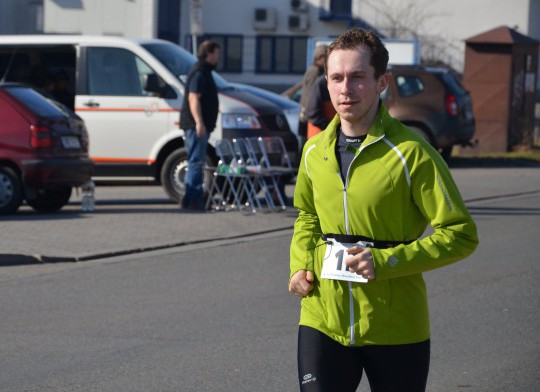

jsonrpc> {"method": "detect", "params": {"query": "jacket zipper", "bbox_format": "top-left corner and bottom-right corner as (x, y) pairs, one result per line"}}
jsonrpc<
(339, 171), (355, 345)
(341, 136), (384, 346)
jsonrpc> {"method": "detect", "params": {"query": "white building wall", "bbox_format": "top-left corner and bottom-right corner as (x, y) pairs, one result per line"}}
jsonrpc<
(193, 0), (538, 86)
(1, 0), (537, 90)
(359, 0), (537, 70)
(43, 0), (157, 37)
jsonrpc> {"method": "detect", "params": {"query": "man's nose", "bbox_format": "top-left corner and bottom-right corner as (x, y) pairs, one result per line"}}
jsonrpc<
(340, 78), (352, 95)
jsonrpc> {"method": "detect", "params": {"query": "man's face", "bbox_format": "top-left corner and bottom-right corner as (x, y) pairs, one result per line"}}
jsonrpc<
(207, 48), (220, 67)
(326, 46), (388, 131)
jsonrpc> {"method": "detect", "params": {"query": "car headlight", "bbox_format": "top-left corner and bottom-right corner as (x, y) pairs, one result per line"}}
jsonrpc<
(222, 114), (261, 129)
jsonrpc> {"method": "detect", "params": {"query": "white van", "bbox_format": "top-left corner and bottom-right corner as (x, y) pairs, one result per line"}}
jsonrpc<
(0, 35), (298, 202)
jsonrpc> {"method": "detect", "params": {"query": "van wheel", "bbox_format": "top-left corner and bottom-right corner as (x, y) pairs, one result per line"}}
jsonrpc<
(0, 166), (23, 214)
(26, 187), (72, 212)
(160, 148), (213, 203)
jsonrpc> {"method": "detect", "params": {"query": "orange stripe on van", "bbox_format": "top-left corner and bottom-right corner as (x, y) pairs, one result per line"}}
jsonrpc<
(92, 157), (156, 164)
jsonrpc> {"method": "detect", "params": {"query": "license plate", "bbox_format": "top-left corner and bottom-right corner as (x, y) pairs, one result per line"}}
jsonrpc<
(61, 136), (81, 149)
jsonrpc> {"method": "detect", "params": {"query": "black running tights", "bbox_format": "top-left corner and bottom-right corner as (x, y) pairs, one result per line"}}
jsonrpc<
(297, 326), (430, 392)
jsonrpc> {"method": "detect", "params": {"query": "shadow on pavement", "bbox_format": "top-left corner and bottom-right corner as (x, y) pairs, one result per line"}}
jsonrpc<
(0, 254), (41, 266)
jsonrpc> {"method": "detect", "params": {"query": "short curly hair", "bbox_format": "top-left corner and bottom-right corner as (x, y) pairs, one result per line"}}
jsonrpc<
(326, 28), (389, 79)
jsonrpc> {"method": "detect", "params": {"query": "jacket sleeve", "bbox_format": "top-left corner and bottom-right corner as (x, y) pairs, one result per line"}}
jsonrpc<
(289, 144), (322, 279)
(371, 146), (479, 280)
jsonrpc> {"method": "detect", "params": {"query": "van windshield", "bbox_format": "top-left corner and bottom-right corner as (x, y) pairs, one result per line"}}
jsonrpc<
(141, 41), (230, 90)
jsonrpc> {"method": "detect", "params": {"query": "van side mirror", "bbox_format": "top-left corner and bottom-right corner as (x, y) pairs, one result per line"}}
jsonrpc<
(144, 73), (163, 95)
(143, 73), (177, 99)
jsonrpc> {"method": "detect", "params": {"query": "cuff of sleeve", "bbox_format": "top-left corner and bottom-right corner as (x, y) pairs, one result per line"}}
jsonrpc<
(371, 248), (397, 280)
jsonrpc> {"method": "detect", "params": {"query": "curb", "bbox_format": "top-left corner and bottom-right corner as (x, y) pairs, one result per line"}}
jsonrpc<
(0, 225), (294, 266)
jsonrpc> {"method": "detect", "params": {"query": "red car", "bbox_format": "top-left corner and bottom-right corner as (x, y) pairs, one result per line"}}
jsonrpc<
(0, 83), (93, 214)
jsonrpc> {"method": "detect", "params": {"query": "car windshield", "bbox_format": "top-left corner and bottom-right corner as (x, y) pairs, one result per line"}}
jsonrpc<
(141, 41), (231, 90)
(4, 86), (66, 117)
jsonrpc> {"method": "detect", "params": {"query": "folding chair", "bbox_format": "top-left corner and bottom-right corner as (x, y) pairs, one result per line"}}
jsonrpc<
(257, 136), (297, 178)
(232, 138), (276, 211)
(205, 139), (258, 214)
(245, 136), (296, 210)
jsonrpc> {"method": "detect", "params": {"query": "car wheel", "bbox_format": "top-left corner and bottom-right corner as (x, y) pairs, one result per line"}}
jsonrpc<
(26, 187), (72, 212)
(439, 146), (453, 161)
(0, 166), (23, 214)
(160, 148), (213, 203)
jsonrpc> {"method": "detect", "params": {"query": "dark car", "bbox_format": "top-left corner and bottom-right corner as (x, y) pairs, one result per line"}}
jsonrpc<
(284, 65), (476, 160)
(383, 65), (476, 160)
(0, 83), (93, 214)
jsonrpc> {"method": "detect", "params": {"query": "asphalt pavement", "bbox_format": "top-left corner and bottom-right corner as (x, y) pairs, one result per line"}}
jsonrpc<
(1, 164), (539, 264)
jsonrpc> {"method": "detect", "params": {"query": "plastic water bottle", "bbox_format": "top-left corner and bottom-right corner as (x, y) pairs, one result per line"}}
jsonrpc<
(81, 180), (95, 212)
(217, 160), (230, 174)
(236, 159), (248, 174)
(229, 159), (238, 174)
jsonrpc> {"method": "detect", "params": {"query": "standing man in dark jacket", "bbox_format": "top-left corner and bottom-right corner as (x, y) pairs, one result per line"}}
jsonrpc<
(180, 40), (220, 210)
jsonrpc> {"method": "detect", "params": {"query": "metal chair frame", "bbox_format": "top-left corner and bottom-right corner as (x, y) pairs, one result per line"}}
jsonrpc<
(205, 139), (258, 214)
(232, 138), (278, 212)
(245, 136), (297, 210)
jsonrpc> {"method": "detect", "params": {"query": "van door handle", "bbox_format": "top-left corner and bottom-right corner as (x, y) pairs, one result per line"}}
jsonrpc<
(83, 100), (100, 108)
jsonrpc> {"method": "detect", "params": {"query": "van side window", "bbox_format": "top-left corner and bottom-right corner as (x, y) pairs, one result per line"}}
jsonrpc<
(87, 47), (159, 97)
(395, 75), (424, 98)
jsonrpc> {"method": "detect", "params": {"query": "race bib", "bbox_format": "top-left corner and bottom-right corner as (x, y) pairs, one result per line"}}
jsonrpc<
(321, 239), (372, 283)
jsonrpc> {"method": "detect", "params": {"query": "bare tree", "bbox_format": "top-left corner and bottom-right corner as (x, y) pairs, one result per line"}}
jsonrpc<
(362, 0), (462, 70)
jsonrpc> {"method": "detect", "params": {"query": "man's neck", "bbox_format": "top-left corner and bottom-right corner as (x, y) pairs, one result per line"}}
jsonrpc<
(340, 100), (380, 137)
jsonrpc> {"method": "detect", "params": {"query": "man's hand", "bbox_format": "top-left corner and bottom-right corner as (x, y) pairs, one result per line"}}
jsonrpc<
(195, 122), (207, 138)
(289, 270), (315, 297)
(345, 247), (376, 280)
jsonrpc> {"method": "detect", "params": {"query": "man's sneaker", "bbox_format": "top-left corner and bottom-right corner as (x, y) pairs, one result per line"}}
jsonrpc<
(181, 199), (207, 212)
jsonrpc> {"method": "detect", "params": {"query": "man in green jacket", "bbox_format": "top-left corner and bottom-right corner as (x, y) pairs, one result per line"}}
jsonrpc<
(289, 28), (478, 392)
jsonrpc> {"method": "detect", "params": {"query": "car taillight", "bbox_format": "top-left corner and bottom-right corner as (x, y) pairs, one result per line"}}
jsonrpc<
(445, 94), (458, 116)
(30, 125), (53, 148)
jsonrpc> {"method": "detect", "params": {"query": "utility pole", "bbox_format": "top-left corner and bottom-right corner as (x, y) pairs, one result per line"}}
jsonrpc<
(190, 0), (203, 55)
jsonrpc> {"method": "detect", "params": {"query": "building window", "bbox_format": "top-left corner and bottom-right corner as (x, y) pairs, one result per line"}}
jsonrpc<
(256, 36), (307, 74)
(320, 0), (352, 20)
(157, 0), (181, 44)
(197, 34), (243, 73)
(331, 0), (352, 16)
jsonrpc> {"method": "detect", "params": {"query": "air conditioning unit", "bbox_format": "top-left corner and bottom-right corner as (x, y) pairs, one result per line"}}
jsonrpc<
(253, 8), (277, 31)
(290, 0), (308, 12)
(288, 14), (309, 31)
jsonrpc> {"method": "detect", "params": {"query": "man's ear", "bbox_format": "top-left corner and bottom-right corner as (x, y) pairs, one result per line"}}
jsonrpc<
(377, 73), (390, 94)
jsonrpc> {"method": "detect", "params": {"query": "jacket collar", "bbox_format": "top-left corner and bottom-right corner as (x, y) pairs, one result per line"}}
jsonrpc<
(321, 100), (391, 150)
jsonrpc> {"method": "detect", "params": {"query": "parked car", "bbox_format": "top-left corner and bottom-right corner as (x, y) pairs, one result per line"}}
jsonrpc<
(0, 83), (93, 214)
(283, 65), (476, 160)
(226, 82), (301, 151)
(384, 65), (476, 160)
(0, 35), (297, 203)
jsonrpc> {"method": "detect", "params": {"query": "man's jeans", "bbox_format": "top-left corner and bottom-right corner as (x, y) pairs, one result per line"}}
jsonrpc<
(182, 128), (209, 208)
